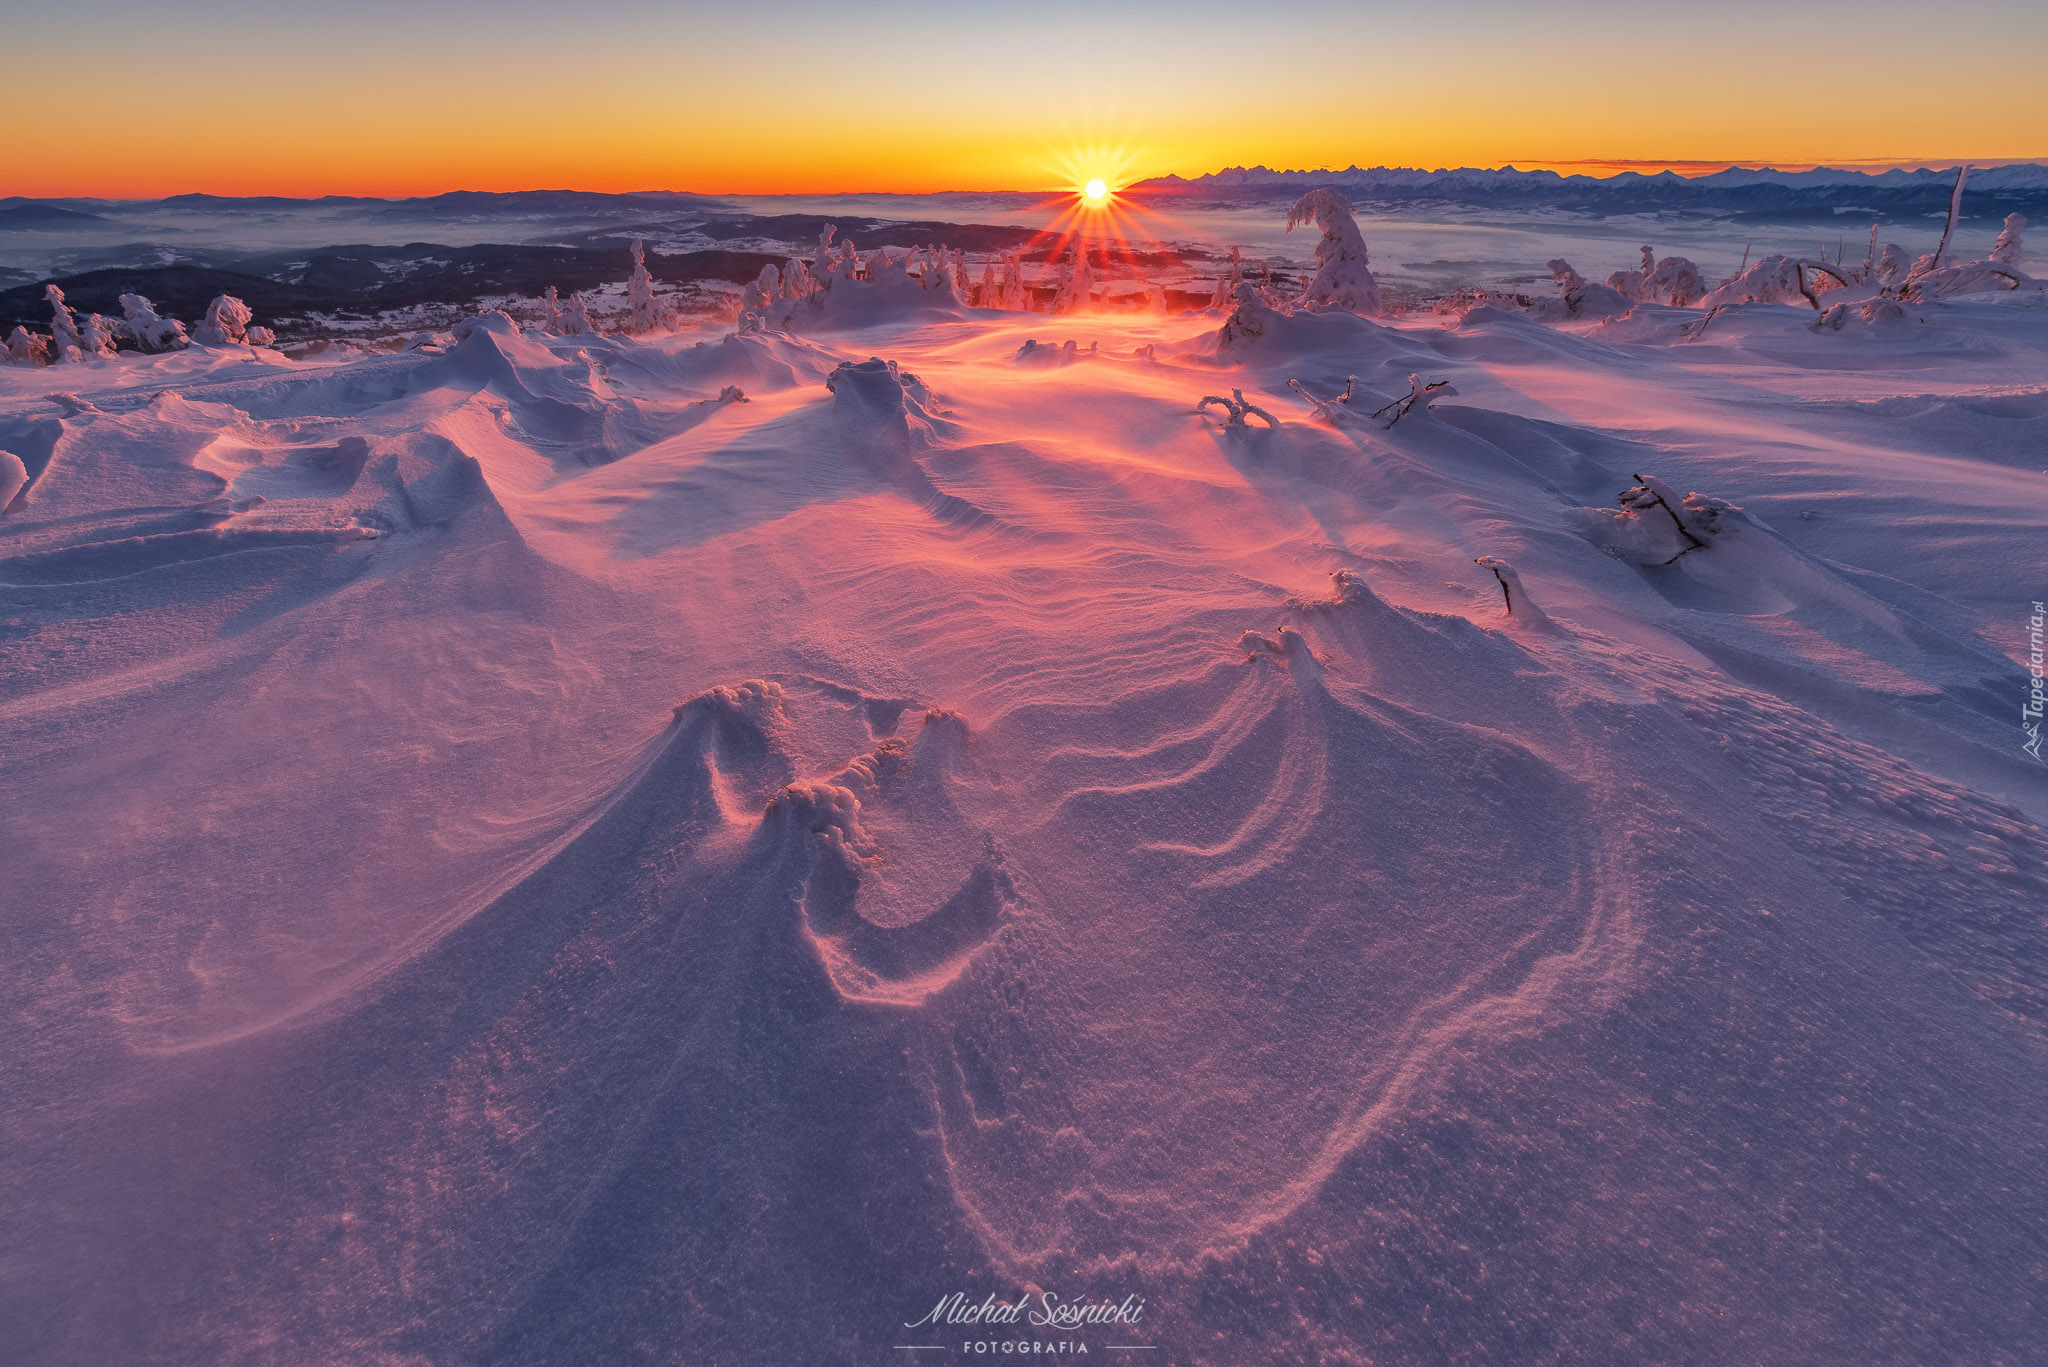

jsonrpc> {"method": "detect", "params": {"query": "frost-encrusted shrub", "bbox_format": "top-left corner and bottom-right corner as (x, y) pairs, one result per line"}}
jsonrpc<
(118, 294), (189, 352)
(1700, 255), (1810, 307)
(1287, 373), (1358, 421)
(194, 294), (275, 346)
(1285, 188), (1381, 314)
(556, 292), (598, 336)
(1899, 197), (2031, 299)
(1196, 388), (1277, 428)
(1510, 259), (1629, 321)
(1607, 246), (1706, 305)
(1217, 280), (1287, 348)
(1577, 473), (1734, 564)
(1369, 373), (1459, 427)
(909, 245), (965, 302)
(5, 326), (50, 365)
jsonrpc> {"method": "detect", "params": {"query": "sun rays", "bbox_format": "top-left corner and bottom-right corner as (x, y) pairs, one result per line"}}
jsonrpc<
(1002, 141), (1195, 307)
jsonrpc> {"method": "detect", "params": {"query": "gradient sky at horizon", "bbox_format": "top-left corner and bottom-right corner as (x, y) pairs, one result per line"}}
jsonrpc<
(10, 0), (2046, 197)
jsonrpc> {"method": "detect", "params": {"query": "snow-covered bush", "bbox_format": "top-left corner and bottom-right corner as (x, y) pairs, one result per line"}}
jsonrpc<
(1287, 374), (1359, 422)
(118, 294), (189, 352)
(1516, 259), (1630, 321)
(1196, 388), (1277, 428)
(1369, 373), (1458, 427)
(194, 294), (274, 346)
(1217, 280), (1287, 348)
(1700, 255), (1810, 307)
(5, 326), (51, 365)
(906, 245), (964, 304)
(1578, 474), (1733, 564)
(1898, 202), (2032, 299)
(1549, 258), (1588, 293)
(1607, 246), (1707, 306)
(1285, 189), (1381, 314)
(557, 292), (597, 336)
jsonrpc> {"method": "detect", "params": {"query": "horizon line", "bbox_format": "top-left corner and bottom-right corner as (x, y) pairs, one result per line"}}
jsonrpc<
(10, 157), (2047, 204)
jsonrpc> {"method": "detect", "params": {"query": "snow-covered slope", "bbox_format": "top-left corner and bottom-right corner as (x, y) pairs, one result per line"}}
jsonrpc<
(3, 282), (2047, 1364)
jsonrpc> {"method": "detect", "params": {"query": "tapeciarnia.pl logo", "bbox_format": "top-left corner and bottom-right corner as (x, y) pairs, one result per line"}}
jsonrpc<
(2025, 600), (2045, 762)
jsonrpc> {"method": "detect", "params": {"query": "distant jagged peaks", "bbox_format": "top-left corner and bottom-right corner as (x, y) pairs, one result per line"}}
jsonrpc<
(1135, 162), (2048, 203)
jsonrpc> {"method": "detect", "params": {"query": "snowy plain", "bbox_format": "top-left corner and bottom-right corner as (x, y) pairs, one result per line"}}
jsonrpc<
(3, 194), (2048, 1365)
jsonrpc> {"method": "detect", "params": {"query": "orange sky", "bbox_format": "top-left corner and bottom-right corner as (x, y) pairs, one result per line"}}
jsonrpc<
(10, 1), (2045, 199)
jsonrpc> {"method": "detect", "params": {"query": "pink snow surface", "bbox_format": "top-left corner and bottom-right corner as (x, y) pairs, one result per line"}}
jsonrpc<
(4, 280), (2048, 1364)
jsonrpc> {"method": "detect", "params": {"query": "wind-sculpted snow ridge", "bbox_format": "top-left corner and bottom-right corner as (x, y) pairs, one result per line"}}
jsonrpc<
(6, 275), (2048, 1365)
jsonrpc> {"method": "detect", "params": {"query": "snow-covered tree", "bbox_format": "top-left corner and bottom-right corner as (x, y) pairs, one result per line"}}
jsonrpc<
(1873, 242), (1912, 287)
(624, 238), (668, 334)
(741, 264), (779, 313)
(779, 256), (815, 299)
(1210, 246), (1244, 308)
(5, 326), (51, 365)
(1991, 213), (2027, 267)
(118, 294), (189, 352)
(79, 313), (120, 358)
(1549, 258), (1588, 293)
(45, 285), (83, 362)
(541, 285), (563, 332)
(1052, 241), (1093, 313)
(1217, 280), (1286, 349)
(1000, 249), (1028, 311)
(1285, 188), (1381, 314)
(557, 291), (597, 335)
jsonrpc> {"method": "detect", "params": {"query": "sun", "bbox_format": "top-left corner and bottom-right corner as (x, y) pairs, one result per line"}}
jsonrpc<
(1082, 178), (1109, 206)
